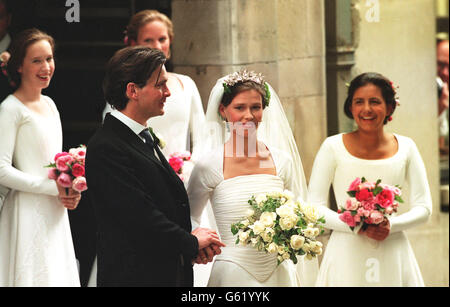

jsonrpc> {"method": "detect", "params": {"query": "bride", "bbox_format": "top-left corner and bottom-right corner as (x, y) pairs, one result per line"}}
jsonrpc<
(187, 70), (318, 286)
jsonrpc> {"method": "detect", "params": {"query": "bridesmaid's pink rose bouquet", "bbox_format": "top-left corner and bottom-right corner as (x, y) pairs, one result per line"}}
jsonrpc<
(45, 145), (88, 193)
(338, 177), (403, 231)
(168, 151), (194, 182)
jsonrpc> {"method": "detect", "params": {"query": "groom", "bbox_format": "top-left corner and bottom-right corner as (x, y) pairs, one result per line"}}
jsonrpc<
(86, 46), (223, 287)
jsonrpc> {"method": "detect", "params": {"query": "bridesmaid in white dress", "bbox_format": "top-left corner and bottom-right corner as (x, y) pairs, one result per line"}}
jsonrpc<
(187, 70), (319, 287)
(308, 72), (432, 286)
(98, 10), (214, 287)
(0, 28), (81, 286)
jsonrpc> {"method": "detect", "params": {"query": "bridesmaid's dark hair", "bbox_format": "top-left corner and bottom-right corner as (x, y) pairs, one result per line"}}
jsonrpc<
(103, 46), (166, 111)
(6, 28), (55, 88)
(344, 72), (397, 125)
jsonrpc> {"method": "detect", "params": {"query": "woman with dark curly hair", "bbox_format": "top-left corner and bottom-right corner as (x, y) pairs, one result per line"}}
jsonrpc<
(308, 72), (432, 286)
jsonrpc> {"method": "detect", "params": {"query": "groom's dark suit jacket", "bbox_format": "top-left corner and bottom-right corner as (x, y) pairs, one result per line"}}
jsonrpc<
(85, 114), (198, 287)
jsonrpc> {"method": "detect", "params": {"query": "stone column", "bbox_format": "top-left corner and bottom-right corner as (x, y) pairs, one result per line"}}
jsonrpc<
(172, 0), (327, 179)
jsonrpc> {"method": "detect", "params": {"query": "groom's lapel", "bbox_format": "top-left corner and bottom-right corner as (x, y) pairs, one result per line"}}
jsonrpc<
(105, 114), (187, 196)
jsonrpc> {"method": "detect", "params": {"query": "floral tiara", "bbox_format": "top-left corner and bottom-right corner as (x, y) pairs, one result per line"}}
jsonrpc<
(222, 69), (271, 106)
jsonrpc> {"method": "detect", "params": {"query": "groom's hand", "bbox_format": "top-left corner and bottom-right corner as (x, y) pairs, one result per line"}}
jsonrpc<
(191, 227), (226, 251)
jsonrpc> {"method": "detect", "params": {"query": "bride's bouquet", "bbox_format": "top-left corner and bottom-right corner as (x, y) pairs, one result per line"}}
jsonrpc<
(231, 190), (325, 265)
(338, 177), (403, 231)
(45, 145), (88, 194)
(168, 151), (194, 182)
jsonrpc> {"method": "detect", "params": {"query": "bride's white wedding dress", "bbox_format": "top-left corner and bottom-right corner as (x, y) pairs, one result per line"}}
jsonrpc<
(188, 146), (301, 286)
(0, 95), (80, 287)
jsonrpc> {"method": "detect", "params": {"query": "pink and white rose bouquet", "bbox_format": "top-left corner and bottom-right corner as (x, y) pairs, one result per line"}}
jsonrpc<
(45, 145), (88, 193)
(338, 177), (403, 231)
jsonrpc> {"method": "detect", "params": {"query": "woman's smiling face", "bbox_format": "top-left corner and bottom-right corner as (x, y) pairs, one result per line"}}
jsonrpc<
(350, 83), (392, 132)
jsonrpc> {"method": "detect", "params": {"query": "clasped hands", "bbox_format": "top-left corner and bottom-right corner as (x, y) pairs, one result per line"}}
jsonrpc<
(358, 219), (390, 241)
(56, 184), (81, 210)
(191, 227), (226, 265)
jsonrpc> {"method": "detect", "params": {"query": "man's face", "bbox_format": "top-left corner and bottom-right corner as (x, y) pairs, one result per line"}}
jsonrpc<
(0, 3), (11, 41)
(134, 64), (171, 119)
(437, 41), (449, 85)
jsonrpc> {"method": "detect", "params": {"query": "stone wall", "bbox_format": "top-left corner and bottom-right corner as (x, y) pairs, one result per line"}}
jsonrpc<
(172, 0), (327, 179)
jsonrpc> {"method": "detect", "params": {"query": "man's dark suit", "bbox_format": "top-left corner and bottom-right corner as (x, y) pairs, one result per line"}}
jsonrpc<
(85, 113), (198, 286)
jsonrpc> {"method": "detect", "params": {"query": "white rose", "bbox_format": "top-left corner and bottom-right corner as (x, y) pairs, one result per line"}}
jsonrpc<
(251, 237), (259, 246)
(290, 235), (305, 250)
(282, 252), (291, 260)
(246, 208), (255, 217)
(267, 242), (278, 254)
(238, 230), (249, 243)
(252, 221), (265, 235)
(311, 241), (323, 253)
(260, 211), (276, 227)
(306, 253), (313, 260)
(313, 227), (320, 237)
(282, 190), (295, 200)
(269, 191), (282, 198)
(276, 204), (295, 218)
(301, 203), (318, 223)
(280, 216), (296, 230)
(261, 227), (274, 242)
(302, 243), (311, 252)
(278, 245), (286, 255)
(241, 219), (250, 227)
(303, 228), (315, 238)
(255, 194), (267, 205)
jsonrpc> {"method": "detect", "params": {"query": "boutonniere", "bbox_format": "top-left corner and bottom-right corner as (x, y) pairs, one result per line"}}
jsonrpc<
(147, 127), (166, 149)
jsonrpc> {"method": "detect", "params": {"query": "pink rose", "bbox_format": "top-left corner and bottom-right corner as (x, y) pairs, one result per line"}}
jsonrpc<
(362, 199), (376, 211)
(355, 189), (373, 202)
(169, 156), (184, 173)
(71, 163), (85, 177)
(69, 147), (86, 162)
(370, 211), (385, 224)
(375, 188), (395, 208)
(392, 187), (401, 196)
(57, 173), (73, 188)
(358, 208), (371, 217)
(72, 176), (88, 192)
(47, 168), (59, 180)
(359, 181), (375, 191)
(339, 211), (356, 227)
(385, 206), (394, 215)
(348, 177), (361, 191)
(56, 155), (74, 172)
(345, 198), (359, 211)
(54, 151), (70, 161)
(179, 151), (191, 161)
